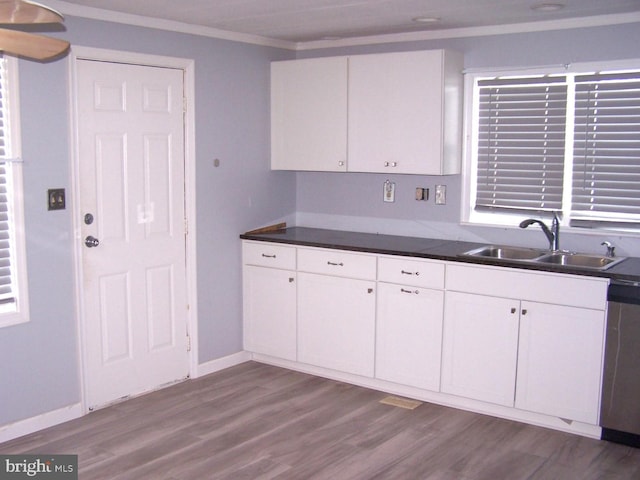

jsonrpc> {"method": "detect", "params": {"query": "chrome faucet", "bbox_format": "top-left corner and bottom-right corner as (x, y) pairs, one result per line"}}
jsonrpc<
(519, 212), (560, 251)
(601, 241), (616, 258)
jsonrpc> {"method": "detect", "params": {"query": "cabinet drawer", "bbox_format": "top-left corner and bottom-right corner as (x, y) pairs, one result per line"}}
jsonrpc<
(378, 256), (445, 289)
(298, 247), (376, 280)
(243, 241), (296, 270)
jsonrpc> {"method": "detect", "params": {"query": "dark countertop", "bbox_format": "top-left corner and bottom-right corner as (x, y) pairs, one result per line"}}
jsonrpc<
(240, 226), (640, 284)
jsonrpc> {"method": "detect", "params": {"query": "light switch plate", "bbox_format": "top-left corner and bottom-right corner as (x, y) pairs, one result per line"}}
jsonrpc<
(435, 185), (446, 205)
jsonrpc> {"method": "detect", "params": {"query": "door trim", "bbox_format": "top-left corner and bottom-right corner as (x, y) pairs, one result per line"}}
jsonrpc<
(69, 46), (198, 413)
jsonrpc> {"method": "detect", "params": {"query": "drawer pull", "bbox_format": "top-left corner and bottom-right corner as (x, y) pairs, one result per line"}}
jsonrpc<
(401, 288), (419, 295)
(261, 253), (276, 258)
(289, 277), (294, 283)
(327, 261), (344, 266)
(511, 307), (517, 314)
(522, 309), (528, 315)
(384, 161), (398, 167)
(401, 270), (420, 276)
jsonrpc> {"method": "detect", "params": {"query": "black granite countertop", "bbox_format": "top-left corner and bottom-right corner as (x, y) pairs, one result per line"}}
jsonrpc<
(240, 227), (640, 284)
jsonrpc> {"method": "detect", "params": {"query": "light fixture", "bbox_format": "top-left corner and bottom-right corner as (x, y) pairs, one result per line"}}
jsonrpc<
(531, 3), (565, 12)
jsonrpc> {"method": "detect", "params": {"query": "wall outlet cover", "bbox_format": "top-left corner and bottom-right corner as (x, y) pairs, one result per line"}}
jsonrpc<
(48, 188), (66, 210)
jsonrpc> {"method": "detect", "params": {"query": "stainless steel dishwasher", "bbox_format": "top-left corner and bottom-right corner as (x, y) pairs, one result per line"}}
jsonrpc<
(600, 281), (640, 447)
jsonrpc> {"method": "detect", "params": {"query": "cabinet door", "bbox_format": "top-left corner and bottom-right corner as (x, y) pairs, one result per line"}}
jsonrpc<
(376, 283), (444, 391)
(348, 50), (444, 174)
(515, 301), (605, 424)
(271, 57), (348, 171)
(441, 291), (520, 406)
(298, 272), (376, 377)
(243, 265), (297, 361)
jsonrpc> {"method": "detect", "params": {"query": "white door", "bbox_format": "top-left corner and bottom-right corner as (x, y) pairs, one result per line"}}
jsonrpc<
(76, 59), (189, 410)
(297, 272), (376, 377)
(376, 283), (444, 391)
(515, 301), (605, 424)
(441, 291), (520, 407)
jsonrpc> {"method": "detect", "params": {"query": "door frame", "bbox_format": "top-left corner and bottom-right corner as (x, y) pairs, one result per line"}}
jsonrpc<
(69, 46), (198, 413)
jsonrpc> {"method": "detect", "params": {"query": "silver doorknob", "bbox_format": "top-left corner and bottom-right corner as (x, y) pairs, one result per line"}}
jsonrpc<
(85, 235), (100, 248)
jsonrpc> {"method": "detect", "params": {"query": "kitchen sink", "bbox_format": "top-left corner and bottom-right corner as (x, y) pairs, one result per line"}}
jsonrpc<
(535, 252), (626, 270)
(462, 245), (626, 271)
(462, 245), (548, 261)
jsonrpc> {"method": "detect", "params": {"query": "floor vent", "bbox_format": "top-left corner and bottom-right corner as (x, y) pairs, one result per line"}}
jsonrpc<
(379, 395), (422, 410)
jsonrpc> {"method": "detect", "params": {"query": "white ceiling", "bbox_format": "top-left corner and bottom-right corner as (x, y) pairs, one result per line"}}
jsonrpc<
(49, 0), (640, 48)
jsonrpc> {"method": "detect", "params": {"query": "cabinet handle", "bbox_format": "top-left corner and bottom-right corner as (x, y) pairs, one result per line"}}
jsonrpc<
(327, 261), (344, 266)
(289, 277), (294, 283)
(367, 288), (374, 294)
(401, 288), (419, 295)
(522, 309), (528, 315)
(401, 270), (420, 276)
(384, 161), (398, 167)
(511, 307), (517, 314)
(338, 160), (345, 167)
(261, 254), (276, 258)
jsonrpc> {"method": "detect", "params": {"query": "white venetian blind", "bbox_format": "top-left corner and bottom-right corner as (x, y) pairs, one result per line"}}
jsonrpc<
(474, 76), (568, 213)
(572, 71), (640, 227)
(0, 55), (15, 304)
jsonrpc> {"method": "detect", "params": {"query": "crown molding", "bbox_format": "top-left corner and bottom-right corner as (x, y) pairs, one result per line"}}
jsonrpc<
(296, 12), (640, 50)
(46, 0), (297, 50)
(47, 2), (640, 52)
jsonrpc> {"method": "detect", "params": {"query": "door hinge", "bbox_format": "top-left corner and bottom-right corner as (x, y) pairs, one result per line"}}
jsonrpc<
(183, 97), (187, 113)
(184, 217), (188, 235)
(187, 334), (191, 352)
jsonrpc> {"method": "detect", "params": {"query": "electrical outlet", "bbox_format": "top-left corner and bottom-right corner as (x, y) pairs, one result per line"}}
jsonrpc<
(435, 185), (446, 205)
(48, 188), (66, 210)
(415, 188), (429, 201)
(383, 180), (395, 203)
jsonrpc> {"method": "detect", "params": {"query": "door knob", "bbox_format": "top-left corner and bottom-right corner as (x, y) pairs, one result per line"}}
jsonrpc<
(85, 235), (100, 248)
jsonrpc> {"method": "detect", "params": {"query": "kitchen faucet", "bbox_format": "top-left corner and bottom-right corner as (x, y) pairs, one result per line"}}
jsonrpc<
(519, 212), (560, 251)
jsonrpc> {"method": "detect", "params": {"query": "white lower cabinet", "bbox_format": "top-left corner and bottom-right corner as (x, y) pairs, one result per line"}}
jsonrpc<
(243, 240), (609, 434)
(515, 301), (605, 424)
(376, 282), (444, 390)
(297, 272), (376, 377)
(242, 242), (297, 361)
(243, 265), (297, 361)
(375, 255), (445, 391)
(441, 291), (520, 406)
(444, 263), (607, 422)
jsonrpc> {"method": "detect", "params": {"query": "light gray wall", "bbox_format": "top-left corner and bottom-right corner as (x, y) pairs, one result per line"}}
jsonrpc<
(0, 17), (295, 426)
(295, 23), (640, 257)
(3, 15), (640, 429)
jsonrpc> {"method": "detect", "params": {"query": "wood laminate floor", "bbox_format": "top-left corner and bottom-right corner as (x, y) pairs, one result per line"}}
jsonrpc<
(2, 361), (640, 479)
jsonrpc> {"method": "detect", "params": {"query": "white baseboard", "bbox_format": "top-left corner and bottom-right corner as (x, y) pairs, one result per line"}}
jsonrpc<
(0, 353), (252, 444)
(194, 350), (251, 378)
(251, 354), (603, 440)
(0, 403), (83, 444)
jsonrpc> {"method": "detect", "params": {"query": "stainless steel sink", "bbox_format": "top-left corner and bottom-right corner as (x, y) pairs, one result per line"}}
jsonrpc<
(462, 245), (547, 261)
(462, 245), (626, 271)
(535, 252), (626, 271)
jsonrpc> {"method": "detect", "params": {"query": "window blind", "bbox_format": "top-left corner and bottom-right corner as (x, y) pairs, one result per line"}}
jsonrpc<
(0, 56), (15, 304)
(572, 71), (640, 226)
(475, 76), (567, 213)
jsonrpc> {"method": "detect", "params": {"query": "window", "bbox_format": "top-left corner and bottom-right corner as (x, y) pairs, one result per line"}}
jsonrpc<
(0, 54), (29, 327)
(464, 62), (640, 232)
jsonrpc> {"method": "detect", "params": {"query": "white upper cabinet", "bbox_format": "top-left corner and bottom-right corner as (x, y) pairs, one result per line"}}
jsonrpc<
(270, 49), (463, 174)
(348, 49), (462, 175)
(271, 56), (348, 172)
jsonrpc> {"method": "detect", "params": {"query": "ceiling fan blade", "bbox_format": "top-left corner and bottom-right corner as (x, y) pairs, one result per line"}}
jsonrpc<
(0, 0), (63, 24)
(0, 28), (68, 60)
